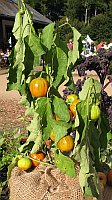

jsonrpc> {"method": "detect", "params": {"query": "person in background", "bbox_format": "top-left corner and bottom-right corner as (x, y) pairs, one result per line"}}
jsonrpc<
(97, 41), (103, 51)
(67, 39), (73, 50)
(90, 42), (95, 53)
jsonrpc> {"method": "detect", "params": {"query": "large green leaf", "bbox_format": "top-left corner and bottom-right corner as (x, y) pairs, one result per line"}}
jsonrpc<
(54, 152), (76, 177)
(53, 96), (70, 122)
(99, 112), (112, 149)
(22, 10), (31, 38)
(29, 32), (45, 57)
(79, 145), (99, 198)
(41, 22), (55, 50)
(14, 39), (25, 67)
(12, 12), (22, 39)
(68, 27), (81, 65)
(52, 121), (71, 143)
(53, 36), (68, 88)
(24, 37), (38, 76)
(79, 78), (101, 101)
(19, 113), (42, 153)
(36, 98), (54, 141)
(88, 122), (100, 169)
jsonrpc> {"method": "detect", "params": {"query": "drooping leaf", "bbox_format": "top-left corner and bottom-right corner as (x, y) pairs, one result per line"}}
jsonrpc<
(52, 120), (71, 143)
(14, 39), (25, 67)
(7, 156), (19, 180)
(22, 10), (31, 38)
(53, 96), (70, 122)
(29, 32), (45, 57)
(88, 122), (100, 168)
(79, 145), (99, 198)
(41, 22), (55, 50)
(53, 35), (68, 88)
(54, 152), (76, 177)
(68, 27), (81, 65)
(19, 113), (42, 153)
(12, 12), (22, 39)
(99, 112), (112, 149)
(79, 78), (101, 101)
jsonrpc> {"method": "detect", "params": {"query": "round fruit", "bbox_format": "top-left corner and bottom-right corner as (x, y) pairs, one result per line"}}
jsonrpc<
(17, 157), (32, 170)
(50, 131), (55, 142)
(58, 135), (74, 152)
(90, 104), (100, 121)
(30, 152), (44, 167)
(30, 78), (48, 98)
(70, 99), (80, 116)
(66, 94), (78, 105)
(97, 172), (107, 186)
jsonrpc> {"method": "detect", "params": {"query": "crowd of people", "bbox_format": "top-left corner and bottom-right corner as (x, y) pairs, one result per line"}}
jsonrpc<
(81, 36), (112, 57)
(67, 35), (112, 59)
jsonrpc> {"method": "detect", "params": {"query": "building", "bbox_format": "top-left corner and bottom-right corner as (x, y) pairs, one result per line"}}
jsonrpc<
(0, 0), (52, 50)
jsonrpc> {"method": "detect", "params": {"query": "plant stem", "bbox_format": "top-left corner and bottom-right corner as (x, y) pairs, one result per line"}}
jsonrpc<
(27, 156), (53, 166)
(18, 0), (21, 10)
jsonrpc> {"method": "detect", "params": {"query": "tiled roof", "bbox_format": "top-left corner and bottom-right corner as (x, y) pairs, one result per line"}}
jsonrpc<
(0, 0), (52, 25)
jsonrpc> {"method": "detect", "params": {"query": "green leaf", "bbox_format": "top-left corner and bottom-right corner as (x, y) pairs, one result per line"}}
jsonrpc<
(79, 145), (99, 198)
(19, 113), (42, 153)
(41, 22), (55, 50)
(79, 78), (101, 101)
(29, 32), (45, 57)
(12, 12), (22, 39)
(68, 27), (81, 65)
(54, 152), (76, 177)
(52, 121), (71, 143)
(84, 174), (99, 198)
(53, 36), (68, 88)
(19, 95), (30, 106)
(24, 37), (39, 76)
(65, 65), (77, 91)
(35, 97), (50, 119)
(7, 156), (19, 180)
(53, 96), (70, 122)
(25, 101), (35, 116)
(43, 124), (52, 141)
(36, 98), (54, 141)
(99, 112), (112, 149)
(88, 122), (100, 168)
(14, 39), (25, 67)
(22, 10), (31, 38)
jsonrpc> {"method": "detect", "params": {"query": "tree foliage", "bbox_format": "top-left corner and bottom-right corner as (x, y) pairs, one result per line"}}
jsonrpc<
(25, 0), (112, 42)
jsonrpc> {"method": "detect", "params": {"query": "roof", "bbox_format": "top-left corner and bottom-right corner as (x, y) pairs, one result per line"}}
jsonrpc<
(0, 0), (52, 25)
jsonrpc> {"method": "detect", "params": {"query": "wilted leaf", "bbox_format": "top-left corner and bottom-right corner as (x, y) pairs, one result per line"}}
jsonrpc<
(54, 152), (76, 177)
(53, 96), (70, 122)
(41, 22), (55, 50)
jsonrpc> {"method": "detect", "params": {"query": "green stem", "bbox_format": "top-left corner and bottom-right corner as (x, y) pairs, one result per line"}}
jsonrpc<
(18, 0), (21, 10)
(27, 156), (53, 166)
(58, 22), (68, 28)
(86, 86), (93, 118)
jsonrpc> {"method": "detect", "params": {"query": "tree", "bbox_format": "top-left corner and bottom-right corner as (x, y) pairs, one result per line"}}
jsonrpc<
(88, 13), (112, 41)
(65, 0), (85, 22)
